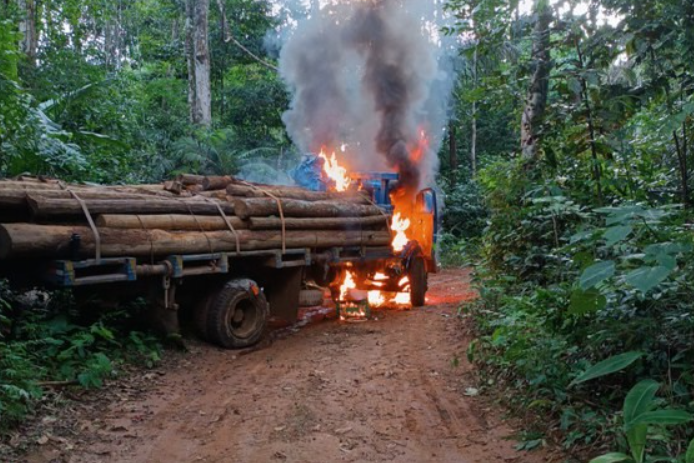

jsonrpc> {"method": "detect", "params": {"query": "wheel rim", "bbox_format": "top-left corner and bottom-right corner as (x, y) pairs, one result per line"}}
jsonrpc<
(227, 298), (259, 339)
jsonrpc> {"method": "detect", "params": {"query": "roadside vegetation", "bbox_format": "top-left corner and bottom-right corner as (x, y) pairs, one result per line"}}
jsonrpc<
(0, 283), (161, 432)
(441, 0), (694, 460)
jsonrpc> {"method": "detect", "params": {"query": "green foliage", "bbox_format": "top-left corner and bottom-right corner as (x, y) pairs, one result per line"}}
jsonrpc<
(0, 283), (162, 432)
(590, 380), (693, 463)
(466, 162), (694, 456)
(570, 352), (643, 387)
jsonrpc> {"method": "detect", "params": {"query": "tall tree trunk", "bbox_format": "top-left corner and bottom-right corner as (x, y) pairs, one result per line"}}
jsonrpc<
(17, 0), (37, 65)
(449, 121), (457, 186)
(185, 0), (211, 126)
(520, 0), (552, 162)
(470, 45), (478, 177)
(576, 39), (602, 205)
(650, 48), (689, 207)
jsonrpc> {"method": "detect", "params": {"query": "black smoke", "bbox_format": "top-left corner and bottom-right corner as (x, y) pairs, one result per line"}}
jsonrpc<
(279, 0), (453, 192)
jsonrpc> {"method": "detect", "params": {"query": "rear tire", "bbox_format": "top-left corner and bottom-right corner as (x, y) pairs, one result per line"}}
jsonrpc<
(206, 279), (268, 349)
(409, 257), (428, 307)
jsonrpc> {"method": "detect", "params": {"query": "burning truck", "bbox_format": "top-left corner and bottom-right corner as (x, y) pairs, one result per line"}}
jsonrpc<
(0, 158), (439, 349)
(304, 148), (441, 321)
(0, 0), (452, 348)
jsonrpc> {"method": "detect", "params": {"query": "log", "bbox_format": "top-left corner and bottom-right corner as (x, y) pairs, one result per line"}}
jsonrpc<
(27, 196), (234, 217)
(113, 184), (167, 191)
(177, 174), (205, 186)
(225, 184), (369, 203)
(96, 214), (248, 231)
(12, 176), (60, 183)
(248, 216), (389, 231)
(164, 180), (183, 194)
(202, 175), (232, 191)
(196, 190), (229, 200)
(0, 190), (178, 209)
(0, 181), (68, 190)
(0, 224), (391, 259)
(234, 198), (382, 219)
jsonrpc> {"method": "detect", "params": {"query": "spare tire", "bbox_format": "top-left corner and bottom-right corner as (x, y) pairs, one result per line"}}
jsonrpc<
(206, 279), (268, 349)
(299, 289), (325, 307)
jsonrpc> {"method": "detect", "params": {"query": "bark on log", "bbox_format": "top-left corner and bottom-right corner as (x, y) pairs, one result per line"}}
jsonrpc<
(0, 224), (391, 259)
(0, 181), (69, 190)
(96, 214), (248, 231)
(234, 198), (382, 219)
(27, 196), (234, 217)
(0, 180), (167, 194)
(226, 183), (368, 203)
(202, 175), (232, 191)
(248, 216), (389, 231)
(177, 174), (205, 185)
(0, 190), (178, 209)
(164, 180), (183, 194)
(12, 176), (60, 183)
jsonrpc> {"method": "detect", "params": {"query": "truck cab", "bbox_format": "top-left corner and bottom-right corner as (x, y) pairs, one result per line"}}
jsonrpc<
(349, 172), (441, 273)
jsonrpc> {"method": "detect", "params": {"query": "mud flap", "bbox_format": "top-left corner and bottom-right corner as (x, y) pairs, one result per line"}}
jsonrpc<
(147, 277), (182, 341)
(262, 267), (302, 324)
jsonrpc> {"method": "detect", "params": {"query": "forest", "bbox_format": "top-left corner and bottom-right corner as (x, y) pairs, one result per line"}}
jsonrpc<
(1, 0), (694, 462)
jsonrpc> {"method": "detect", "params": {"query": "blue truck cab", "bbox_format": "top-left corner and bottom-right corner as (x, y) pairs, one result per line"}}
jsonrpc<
(349, 172), (441, 274)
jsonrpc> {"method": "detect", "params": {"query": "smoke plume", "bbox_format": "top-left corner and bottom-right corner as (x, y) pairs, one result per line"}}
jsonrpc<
(279, 0), (454, 192)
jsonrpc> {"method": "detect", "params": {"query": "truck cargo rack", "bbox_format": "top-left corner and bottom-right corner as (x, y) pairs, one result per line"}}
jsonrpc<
(44, 246), (395, 287)
(47, 258), (138, 287)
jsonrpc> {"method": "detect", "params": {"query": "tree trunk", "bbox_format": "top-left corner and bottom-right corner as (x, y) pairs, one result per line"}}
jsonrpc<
(576, 39), (602, 205)
(185, 0), (196, 124)
(470, 45), (478, 176)
(17, 0), (37, 65)
(185, 0), (211, 126)
(448, 121), (457, 186)
(233, 198), (384, 219)
(520, 0), (552, 162)
(0, 224), (391, 259)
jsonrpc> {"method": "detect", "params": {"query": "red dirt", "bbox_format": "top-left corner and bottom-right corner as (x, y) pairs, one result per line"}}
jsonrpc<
(12, 268), (556, 463)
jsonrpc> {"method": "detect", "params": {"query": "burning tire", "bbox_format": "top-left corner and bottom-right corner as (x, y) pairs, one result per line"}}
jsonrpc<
(409, 256), (428, 307)
(205, 279), (268, 349)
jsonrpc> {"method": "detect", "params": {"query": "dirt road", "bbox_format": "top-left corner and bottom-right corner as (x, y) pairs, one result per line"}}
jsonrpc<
(18, 268), (552, 463)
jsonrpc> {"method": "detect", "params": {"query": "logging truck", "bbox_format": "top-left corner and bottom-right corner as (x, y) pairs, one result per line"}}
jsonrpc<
(0, 173), (440, 349)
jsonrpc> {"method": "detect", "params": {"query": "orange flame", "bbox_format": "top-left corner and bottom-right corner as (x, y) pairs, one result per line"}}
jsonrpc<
(391, 212), (411, 252)
(394, 292), (411, 305)
(339, 270), (357, 301)
(368, 291), (386, 307)
(410, 128), (429, 163)
(319, 150), (351, 192)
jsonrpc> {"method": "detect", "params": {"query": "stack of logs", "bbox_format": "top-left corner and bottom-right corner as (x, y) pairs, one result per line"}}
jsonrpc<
(0, 175), (392, 260)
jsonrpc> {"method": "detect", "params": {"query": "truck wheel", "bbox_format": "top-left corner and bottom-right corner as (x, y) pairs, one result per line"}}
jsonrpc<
(299, 289), (324, 307)
(409, 257), (428, 307)
(206, 279), (268, 349)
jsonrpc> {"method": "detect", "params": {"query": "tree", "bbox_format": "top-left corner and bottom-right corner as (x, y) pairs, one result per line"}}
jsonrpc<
(186, 0), (212, 126)
(17, 0), (37, 65)
(520, 0), (552, 162)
